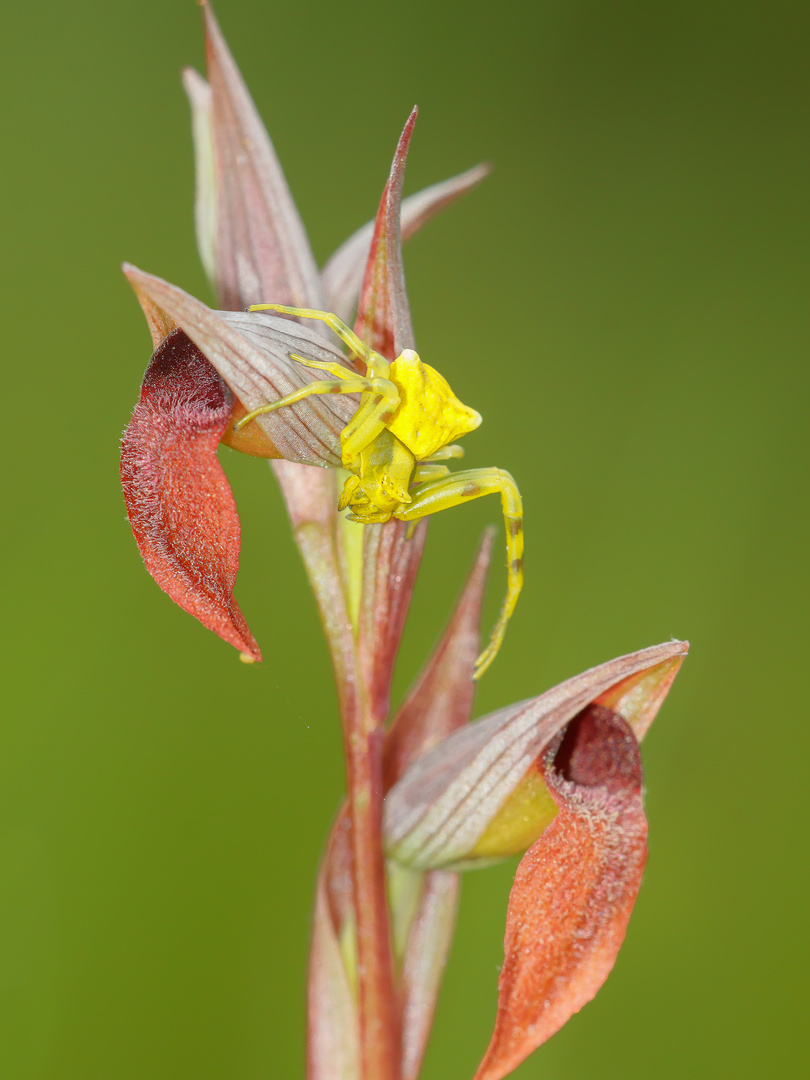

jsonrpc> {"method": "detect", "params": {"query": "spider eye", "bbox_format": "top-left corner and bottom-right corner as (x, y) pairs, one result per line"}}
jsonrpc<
(381, 474), (410, 503)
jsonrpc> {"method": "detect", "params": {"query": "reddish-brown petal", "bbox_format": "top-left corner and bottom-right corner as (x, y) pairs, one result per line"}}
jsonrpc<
(127, 271), (178, 349)
(308, 807), (361, 1080)
(384, 528), (495, 790)
(398, 870), (460, 1080)
(355, 108), (418, 360)
(357, 519), (428, 721)
(201, 0), (323, 311)
(349, 111), (423, 719)
(121, 328), (261, 662)
(322, 163), (491, 324)
(474, 706), (647, 1080)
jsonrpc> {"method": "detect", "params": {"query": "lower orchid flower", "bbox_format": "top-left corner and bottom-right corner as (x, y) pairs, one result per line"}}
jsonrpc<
(384, 639), (688, 1079)
(120, 4), (689, 1078)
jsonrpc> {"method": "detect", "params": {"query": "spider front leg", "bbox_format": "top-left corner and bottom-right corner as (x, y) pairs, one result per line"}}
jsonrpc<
(285, 351), (358, 381)
(395, 467), (523, 679)
(248, 303), (391, 379)
(233, 374), (383, 431)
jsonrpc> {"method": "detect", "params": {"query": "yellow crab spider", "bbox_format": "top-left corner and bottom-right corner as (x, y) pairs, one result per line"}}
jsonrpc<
(235, 303), (523, 678)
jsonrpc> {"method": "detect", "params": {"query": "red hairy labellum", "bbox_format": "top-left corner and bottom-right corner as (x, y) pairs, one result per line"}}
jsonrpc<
(474, 705), (647, 1080)
(120, 329), (261, 662)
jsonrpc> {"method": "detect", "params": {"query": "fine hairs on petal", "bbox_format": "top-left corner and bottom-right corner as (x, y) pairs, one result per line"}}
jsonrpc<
(474, 705), (648, 1080)
(120, 329), (261, 661)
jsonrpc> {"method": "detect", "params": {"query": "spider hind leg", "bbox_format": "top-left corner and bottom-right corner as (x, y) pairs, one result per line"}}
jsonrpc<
(396, 467), (523, 678)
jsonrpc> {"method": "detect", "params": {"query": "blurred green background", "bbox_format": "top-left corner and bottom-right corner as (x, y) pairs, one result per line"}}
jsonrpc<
(2, 0), (808, 1076)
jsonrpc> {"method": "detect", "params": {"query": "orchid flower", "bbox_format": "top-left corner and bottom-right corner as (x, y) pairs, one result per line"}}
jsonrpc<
(120, 4), (688, 1078)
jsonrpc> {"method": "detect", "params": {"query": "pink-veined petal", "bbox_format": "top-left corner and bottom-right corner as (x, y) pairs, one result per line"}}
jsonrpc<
(198, 2), (346, 530)
(182, 67), (217, 285)
(594, 651), (687, 741)
(127, 269), (178, 349)
(355, 108), (418, 360)
(384, 641), (688, 871)
(308, 808), (361, 1080)
(351, 110), (423, 719)
(357, 520), (428, 721)
(123, 264), (354, 466)
(398, 870), (460, 1080)
(474, 705), (647, 1080)
(322, 163), (491, 323)
(121, 328), (261, 661)
(200, 0), (323, 311)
